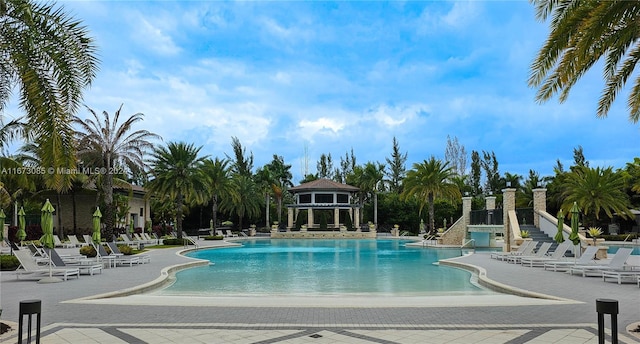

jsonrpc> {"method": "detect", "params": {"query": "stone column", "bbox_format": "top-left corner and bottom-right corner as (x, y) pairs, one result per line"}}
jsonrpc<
(485, 196), (496, 211)
(354, 208), (360, 230)
(287, 208), (294, 229)
(334, 208), (340, 229)
(502, 188), (516, 251)
(462, 197), (472, 227)
(532, 188), (547, 228)
(307, 208), (314, 229)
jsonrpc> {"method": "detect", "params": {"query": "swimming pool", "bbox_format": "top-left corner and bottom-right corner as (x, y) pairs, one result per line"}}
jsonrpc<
(158, 239), (491, 296)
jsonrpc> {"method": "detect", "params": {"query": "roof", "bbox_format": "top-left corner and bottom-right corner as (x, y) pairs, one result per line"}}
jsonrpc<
(289, 178), (359, 193)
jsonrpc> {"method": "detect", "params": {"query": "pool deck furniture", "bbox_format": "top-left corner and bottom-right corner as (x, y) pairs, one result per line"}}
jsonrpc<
(119, 234), (142, 249)
(13, 249), (80, 281)
(497, 241), (537, 262)
(520, 241), (571, 267)
(490, 240), (532, 260)
(543, 246), (599, 272)
(107, 242), (150, 264)
(568, 248), (636, 277)
(506, 242), (551, 264)
(68, 235), (88, 247)
(601, 269), (640, 285)
(54, 235), (75, 248)
(46, 248), (103, 276)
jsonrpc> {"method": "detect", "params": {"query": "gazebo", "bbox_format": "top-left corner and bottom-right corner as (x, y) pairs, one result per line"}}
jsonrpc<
(277, 179), (373, 239)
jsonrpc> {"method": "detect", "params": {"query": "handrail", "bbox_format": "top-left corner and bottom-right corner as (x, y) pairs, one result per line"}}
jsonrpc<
(183, 236), (199, 250)
(461, 239), (475, 249)
(623, 234), (631, 243)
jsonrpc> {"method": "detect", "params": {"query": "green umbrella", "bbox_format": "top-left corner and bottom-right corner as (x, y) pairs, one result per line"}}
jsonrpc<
(569, 202), (581, 245)
(0, 208), (5, 242)
(92, 207), (102, 245)
(40, 199), (55, 249)
(39, 199), (60, 283)
(554, 209), (565, 244)
(16, 206), (26, 243)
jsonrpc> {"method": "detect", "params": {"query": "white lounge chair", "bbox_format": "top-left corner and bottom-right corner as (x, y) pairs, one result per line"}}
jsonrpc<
(97, 242), (140, 267)
(54, 235), (74, 248)
(569, 248), (635, 277)
(602, 269), (640, 285)
(506, 242), (551, 264)
(520, 241), (571, 267)
(497, 241), (537, 262)
(13, 250), (80, 281)
(490, 241), (533, 260)
(119, 234), (141, 249)
(226, 230), (238, 238)
(107, 242), (150, 264)
(543, 246), (599, 272)
(46, 248), (102, 276)
(68, 235), (88, 247)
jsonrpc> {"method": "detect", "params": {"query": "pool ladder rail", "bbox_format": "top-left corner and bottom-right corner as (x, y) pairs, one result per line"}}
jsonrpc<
(183, 236), (199, 250)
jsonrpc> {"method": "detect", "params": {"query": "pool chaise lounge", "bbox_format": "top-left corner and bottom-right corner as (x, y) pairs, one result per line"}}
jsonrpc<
(13, 249), (80, 281)
(506, 242), (551, 264)
(543, 246), (599, 272)
(95, 242), (140, 267)
(490, 240), (533, 260)
(568, 248), (637, 277)
(46, 248), (103, 276)
(520, 241), (571, 267)
(601, 269), (640, 285)
(107, 242), (150, 263)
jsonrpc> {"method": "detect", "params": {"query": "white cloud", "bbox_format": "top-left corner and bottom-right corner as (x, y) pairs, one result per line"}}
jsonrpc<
(133, 17), (181, 56)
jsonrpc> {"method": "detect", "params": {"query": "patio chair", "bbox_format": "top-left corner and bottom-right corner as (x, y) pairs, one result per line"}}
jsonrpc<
(13, 249), (80, 281)
(543, 246), (599, 272)
(226, 230), (238, 238)
(601, 269), (640, 285)
(107, 242), (150, 264)
(119, 234), (141, 249)
(490, 241), (532, 260)
(46, 248), (102, 276)
(520, 241), (571, 267)
(569, 248), (636, 277)
(68, 235), (88, 247)
(54, 235), (74, 248)
(506, 242), (551, 264)
(96, 242), (140, 267)
(497, 241), (537, 261)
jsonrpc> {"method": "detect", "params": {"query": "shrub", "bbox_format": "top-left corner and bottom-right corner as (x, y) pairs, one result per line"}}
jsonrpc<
(79, 245), (97, 257)
(117, 244), (133, 255)
(295, 210), (306, 230)
(204, 235), (224, 240)
(319, 211), (328, 230)
(163, 238), (190, 245)
(343, 213), (353, 231)
(0, 255), (19, 271)
(601, 233), (638, 241)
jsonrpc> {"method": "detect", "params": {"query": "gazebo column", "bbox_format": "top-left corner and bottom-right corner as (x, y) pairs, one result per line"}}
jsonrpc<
(287, 208), (294, 230)
(307, 208), (314, 229)
(334, 208), (340, 229)
(354, 208), (360, 230)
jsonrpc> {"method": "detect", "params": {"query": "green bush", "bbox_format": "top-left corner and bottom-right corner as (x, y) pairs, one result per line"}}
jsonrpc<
(117, 245), (133, 255)
(0, 255), (19, 271)
(344, 213), (353, 230)
(79, 245), (97, 257)
(163, 238), (190, 245)
(295, 210), (306, 230)
(204, 235), (224, 240)
(601, 233), (638, 241)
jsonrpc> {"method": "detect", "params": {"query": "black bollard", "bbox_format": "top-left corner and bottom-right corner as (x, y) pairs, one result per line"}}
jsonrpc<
(596, 298), (618, 344)
(18, 299), (41, 344)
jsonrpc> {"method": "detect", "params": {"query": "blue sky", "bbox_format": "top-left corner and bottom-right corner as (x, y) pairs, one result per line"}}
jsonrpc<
(6, 1), (639, 183)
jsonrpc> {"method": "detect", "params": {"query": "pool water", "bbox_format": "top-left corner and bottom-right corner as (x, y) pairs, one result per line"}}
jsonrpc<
(159, 239), (489, 296)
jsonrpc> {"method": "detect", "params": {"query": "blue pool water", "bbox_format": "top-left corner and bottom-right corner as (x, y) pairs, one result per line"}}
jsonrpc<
(606, 244), (640, 255)
(159, 239), (488, 296)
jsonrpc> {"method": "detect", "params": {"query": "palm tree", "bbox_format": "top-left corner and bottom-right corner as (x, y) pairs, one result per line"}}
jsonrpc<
(1, 0), (99, 181)
(201, 157), (232, 231)
(361, 162), (385, 225)
(74, 105), (159, 239)
(401, 157), (461, 233)
(254, 166), (274, 227)
(264, 155), (293, 225)
(560, 166), (633, 227)
(146, 142), (208, 239)
(220, 174), (261, 231)
(529, 1), (640, 122)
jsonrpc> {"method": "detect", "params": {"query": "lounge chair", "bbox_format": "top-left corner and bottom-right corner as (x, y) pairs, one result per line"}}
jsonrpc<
(490, 241), (533, 260)
(569, 248), (636, 277)
(54, 235), (75, 248)
(68, 235), (88, 247)
(520, 241), (571, 267)
(46, 248), (102, 276)
(497, 241), (537, 261)
(119, 234), (141, 249)
(13, 250), (79, 281)
(26, 243), (50, 264)
(215, 230), (224, 237)
(107, 242), (150, 264)
(96, 243), (140, 267)
(601, 269), (640, 285)
(506, 242), (552, 264)
(543, 246), (599, 272)
(226, 230), (238, 238)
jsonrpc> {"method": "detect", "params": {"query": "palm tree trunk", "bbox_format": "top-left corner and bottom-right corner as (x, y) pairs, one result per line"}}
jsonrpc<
(56, 193), (63, 238)
(176, 193), (184, 239)
(428, 193), (435, 233)
(71, 189), (77, 234)
(103, 172), (115, 240)
(265, 193), (270, 227)
(277, 196), (282, 225)
(211, 195), (218, 233)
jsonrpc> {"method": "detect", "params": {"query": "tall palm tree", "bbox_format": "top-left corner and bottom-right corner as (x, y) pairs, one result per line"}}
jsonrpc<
(254, 166), (274, 227)
(529, 1), (640, 123)
(264, 155), (293, 225)
(220, 174), (261, 231)
(146, 142), (207, 239)
(74, 105), (159, 239)
(561, 165), (633, 227)
(401, 157), (461, 233)
(1, 0), (99, 183)
(201, 157), (232, 231)
(361, 162), (385, 225)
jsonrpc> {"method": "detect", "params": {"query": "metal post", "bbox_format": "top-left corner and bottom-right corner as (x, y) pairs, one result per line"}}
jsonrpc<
(18, 299), (41, 344)
(596, 298), (618, 344)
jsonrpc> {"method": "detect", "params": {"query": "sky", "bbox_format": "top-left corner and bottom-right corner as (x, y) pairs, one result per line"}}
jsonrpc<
(5, 0), (640, 183)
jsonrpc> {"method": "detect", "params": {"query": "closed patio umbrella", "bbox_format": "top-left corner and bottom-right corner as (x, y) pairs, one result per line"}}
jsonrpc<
(554, 209), (565, 244)
(92, 207), (102, 245)
(0, 208), (5, 242)
(569, 202), (581, 259)
(16, 206), (26, 244)
(39, 199), (61, 283)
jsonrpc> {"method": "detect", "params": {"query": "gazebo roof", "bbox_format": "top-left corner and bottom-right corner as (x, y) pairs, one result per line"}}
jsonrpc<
(289, 178), (359, 193)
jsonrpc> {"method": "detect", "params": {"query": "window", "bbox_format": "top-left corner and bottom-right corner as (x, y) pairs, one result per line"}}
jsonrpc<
(299, 194), (312, 204)
(140, 208), (144, 216)
(336, 194), (348, 203)
(315, 193), (334, 203)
